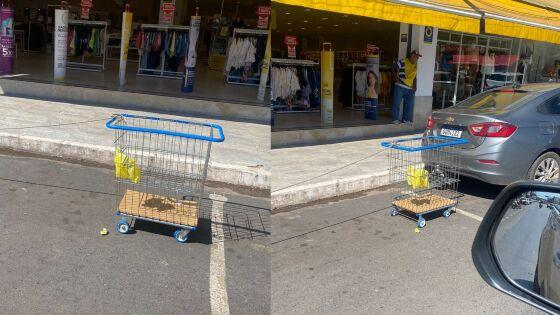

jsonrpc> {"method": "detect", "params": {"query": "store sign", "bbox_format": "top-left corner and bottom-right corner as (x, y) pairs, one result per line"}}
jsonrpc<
(366, 44), (379, 55)
(0, 6), (14, 75)
(160, 2), (175, 25)
(257, 6), (271, 29)
(182, 15), (201, 93)
(119, 11), (133, 86)
(54, 9), (68, 81)
(424, 26), (433, 43)
(321, 47), (334, 124)
(81, 0), (93, 19)
(284, 35), (298, 58)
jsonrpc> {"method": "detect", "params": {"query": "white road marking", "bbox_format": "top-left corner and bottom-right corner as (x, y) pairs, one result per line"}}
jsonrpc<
(455, 207), (483, 222)
(209, 194), (230, 315)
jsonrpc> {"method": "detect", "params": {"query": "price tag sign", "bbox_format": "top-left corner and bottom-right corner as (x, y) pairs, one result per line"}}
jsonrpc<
(161, 2), (176, 25)
(81, 0), (93, 19)
(284, 35), (298, 58)
(257, 6), (271, 29)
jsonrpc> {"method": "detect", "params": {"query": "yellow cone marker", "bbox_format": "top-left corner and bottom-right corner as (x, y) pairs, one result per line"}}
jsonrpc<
(100, 228), (108, 235)
(414, 228), (420, 233)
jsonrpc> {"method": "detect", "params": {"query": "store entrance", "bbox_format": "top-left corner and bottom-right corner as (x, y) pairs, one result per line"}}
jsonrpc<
(271, 3), (400, 131)
(11, 0), (269, 106)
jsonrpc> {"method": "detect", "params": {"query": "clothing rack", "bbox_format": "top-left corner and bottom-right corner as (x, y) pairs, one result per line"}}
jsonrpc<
(233, 28), (269, 36)
(226, 28), (269, 86)
(106, 32), (139, 62)
(270, 58), (321, 113)
(136, 24), (190, 80)
(271, 58), (318, 67)
(67, 20), (108, 72)
(349, 63), (367, 111)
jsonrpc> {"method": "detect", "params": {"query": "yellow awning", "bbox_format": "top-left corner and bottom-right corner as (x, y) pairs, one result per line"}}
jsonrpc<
(469, 0), (560, 44)
(271, 0), (481, 34)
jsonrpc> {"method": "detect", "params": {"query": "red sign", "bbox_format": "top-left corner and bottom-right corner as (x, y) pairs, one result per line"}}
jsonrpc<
(160, 2), (176, 25)
(257, 6), (271, 29)
(366, 44), (379, 55)
(81, 0), (93, 19)
(162, 2), (175, 14)
(284, 35), (298, 58)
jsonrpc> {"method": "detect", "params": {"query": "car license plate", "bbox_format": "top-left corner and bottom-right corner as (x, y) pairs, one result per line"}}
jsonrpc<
(441, 128), (462, 138)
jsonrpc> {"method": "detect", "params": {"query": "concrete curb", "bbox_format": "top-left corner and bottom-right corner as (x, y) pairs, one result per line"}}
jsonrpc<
(0, 132), (270, 190)
(271, 170), (390, 209)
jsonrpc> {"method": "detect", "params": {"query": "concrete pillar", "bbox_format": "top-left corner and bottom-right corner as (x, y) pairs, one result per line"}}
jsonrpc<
(398, 23), (409, 60)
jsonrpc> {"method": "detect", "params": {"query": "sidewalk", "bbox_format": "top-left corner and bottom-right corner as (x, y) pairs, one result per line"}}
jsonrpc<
(0, 95), (270, 190)
(271, 134), (422, 209)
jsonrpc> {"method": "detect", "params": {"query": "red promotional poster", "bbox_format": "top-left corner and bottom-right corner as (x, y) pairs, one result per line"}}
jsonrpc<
(366, 44), (379, 55)
(161, 2), (176, 25)
(284, 35), (298, 58)
(81, 0), (93, 19)
(257, 6), (271, 29)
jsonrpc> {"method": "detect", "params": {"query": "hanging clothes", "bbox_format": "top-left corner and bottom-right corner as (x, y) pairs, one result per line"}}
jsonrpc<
(67, 25), (104, 57)
(271, 65), (321, 111)
(137, 28), (189, 73)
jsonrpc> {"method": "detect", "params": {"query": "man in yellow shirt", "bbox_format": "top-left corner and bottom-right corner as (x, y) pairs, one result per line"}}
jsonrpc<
(392, 50), (421, 124)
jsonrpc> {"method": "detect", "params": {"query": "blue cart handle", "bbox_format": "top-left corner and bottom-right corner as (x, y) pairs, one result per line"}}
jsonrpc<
(381, 136), (468, 152)
(106, 114), (225, 143)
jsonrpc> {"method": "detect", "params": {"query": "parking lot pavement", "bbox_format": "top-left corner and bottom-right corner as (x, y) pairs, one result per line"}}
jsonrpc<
(0, 153), (270, 314)
(272, 178), (543, 314)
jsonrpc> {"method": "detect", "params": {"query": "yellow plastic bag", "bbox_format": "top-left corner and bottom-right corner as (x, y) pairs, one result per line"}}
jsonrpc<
(407, 166), (429, 189)
(114, 148), (142, 184)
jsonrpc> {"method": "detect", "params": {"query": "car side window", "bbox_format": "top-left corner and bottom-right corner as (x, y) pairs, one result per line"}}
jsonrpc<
(538, 96), (560, 115)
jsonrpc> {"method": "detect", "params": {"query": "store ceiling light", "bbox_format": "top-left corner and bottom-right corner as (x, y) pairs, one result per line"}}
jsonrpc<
(301, 27), (306, 30)
(333, 24), (339, 27)
(287, 22), (292, 25)
(303, 20), (308, 23)
(343, 15), (348, 18)
(285, 12), (291, 15)
(321, 17), (328, 20)
(353, 22), (359, 25)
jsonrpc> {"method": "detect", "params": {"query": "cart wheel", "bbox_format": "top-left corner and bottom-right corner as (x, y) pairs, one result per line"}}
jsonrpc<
(417, 218), (426, 228)
(116, 219), (130, 234)
(174, 230), (189, 243)
(442, 209), (451, 218)
(391, 208), (398, 217)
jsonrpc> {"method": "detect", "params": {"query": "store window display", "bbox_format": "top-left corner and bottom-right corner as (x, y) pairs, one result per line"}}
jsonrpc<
(271, 2), (401, 131)
(9, 0), (270, 105)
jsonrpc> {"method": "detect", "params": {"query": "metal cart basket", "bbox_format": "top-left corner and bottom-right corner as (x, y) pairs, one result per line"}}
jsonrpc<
(381, 136), (468, 228)
(106, 114), (225, 243)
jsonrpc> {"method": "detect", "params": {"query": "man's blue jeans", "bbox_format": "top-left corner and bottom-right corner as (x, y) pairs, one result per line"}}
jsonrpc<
(392, 84), (415, 122)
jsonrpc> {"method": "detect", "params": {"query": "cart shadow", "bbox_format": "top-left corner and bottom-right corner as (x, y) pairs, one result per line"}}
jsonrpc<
(458, 176), (504, 200)
(132, 218), (213, 245)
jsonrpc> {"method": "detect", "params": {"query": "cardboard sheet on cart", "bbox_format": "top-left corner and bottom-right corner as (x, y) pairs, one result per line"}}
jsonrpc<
(118, 190), (198, 227)
(393, 193), (455, 214)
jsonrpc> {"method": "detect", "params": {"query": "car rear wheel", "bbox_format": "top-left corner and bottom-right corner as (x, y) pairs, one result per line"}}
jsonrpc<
(528, 152), (560, 183)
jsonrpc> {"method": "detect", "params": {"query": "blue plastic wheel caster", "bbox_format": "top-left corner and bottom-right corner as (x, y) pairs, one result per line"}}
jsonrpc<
(174, 229), (189, 243)
(442, 209), (451, 218)
(417, 217), (426, 228)
(391, 208), (398, 217)
(116, 218), (130, 234)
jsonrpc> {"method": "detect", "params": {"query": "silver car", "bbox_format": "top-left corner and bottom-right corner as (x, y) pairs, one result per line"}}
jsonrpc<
(425, 83), (560, 185)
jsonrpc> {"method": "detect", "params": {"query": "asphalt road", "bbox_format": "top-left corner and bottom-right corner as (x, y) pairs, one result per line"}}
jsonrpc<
(272, 177), (544, 314)
(0, 153), (270, 314)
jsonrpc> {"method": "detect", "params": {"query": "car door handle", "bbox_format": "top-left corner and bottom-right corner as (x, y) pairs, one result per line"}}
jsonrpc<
(539, 122), (554, 135)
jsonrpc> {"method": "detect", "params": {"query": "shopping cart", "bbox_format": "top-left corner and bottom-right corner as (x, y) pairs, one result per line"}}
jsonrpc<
(106, 114), (225, 243)
(381, 136), (468, 228)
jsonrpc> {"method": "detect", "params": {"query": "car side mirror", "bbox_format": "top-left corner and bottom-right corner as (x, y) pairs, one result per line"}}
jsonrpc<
(472, 181), (560, 314)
